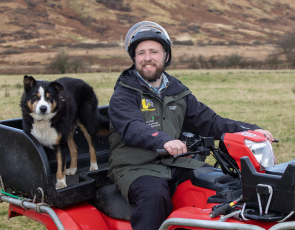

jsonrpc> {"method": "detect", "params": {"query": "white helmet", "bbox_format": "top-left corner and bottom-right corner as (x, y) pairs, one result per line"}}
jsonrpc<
(125, 21), (172, 67)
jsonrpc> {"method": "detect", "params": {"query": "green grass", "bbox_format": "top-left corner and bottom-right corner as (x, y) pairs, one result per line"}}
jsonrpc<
(0, 69), (295, 228)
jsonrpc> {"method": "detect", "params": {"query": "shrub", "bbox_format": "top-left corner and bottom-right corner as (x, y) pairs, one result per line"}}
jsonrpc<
(69, 43), (118, 49)
(188, 56), (199, 69)
(188, 25), (201, 33)
(51, 43), (69, 49)
(47, 50), (70, 74)
(198, 54), (209, 69)
(70, 57), (86, 73)
(253, 40), (262, 45)
(96, 25), (109, 35)
(96, 0), (131, 12)
(228, 40), (241, 46)
(2, 49), (21, 55)
(286, 50), (295, 68)
(265, 53), (280, 69)
(212, 41), (225, 46)
(208, 56), (217, 69)
(173, 40), (194, 46)
(276, 31), (295, 55)
(225, 53), (244, 68)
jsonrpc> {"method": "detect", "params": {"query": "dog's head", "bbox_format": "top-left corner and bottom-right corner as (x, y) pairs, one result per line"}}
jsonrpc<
(22, 75), (65, 120)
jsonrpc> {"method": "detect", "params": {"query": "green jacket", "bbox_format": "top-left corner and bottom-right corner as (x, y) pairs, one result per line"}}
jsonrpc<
(108, 66), (261, 201)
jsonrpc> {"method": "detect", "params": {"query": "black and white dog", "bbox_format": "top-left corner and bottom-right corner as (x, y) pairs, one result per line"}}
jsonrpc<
(20, 75), (109, 189)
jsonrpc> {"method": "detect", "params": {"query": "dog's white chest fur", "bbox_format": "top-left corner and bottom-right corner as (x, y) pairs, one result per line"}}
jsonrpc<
(31, 120), (58, 149)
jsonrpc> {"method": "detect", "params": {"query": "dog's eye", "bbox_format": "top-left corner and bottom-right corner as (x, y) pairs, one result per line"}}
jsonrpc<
(32, 95), (38, 100)
(47, 95), (53, 100)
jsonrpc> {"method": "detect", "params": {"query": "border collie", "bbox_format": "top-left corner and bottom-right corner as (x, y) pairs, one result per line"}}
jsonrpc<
(20, 75), (108, 189)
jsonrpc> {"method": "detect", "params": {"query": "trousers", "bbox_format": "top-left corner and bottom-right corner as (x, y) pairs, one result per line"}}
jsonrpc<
(128, 167), (192, 230)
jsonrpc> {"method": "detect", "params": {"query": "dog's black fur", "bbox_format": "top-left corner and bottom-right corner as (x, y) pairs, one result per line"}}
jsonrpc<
(21, 75), (109, 189)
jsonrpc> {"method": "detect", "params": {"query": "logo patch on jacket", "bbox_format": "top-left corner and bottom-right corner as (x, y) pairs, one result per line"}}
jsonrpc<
(141, 99), (156, 111)
(169, 106), (177, 110)
(146, 117), (160, 128)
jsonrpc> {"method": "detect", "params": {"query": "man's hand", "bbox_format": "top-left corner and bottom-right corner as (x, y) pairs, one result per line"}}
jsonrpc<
(254, 129), (274, 143)
(164, 140), (187, 156)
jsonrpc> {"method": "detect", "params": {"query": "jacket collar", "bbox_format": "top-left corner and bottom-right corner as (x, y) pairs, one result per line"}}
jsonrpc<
(115, 65), (189, 97)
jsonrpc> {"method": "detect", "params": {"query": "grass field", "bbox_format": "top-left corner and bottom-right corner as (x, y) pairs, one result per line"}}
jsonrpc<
(0, 69), (295, 229)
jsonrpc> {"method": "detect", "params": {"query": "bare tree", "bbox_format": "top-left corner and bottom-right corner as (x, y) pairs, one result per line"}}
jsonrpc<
(70, 57), (86, 73)
(286, 50), (295, 69)
(276, 31), (295, 55)
(265, 52), (280, 69)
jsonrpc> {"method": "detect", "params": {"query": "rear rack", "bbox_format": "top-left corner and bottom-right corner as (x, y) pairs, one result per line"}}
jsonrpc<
(0, 191), (64, 230)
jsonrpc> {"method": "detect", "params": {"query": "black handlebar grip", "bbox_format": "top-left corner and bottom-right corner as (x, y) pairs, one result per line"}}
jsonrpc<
(155, 149), (169, 158)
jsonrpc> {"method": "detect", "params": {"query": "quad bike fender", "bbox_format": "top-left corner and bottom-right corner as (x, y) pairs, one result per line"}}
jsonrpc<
(8, 202), (110, 230)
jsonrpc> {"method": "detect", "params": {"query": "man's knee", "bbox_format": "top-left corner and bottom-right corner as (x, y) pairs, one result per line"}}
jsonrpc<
(128, 176), (171, 204)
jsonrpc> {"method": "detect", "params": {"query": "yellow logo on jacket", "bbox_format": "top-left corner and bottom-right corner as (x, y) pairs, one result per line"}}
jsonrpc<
(141, 99), (156, 111)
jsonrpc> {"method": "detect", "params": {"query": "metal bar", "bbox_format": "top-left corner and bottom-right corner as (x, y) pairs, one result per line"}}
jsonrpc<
(1, 193), (65, 230)
(159, 218), (266, 230)
(218, 210), (241, 222)
(268, 221), (295, 230)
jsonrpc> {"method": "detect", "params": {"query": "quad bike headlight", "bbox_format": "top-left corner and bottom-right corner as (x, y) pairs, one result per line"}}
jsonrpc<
(244, 139), (276, 168)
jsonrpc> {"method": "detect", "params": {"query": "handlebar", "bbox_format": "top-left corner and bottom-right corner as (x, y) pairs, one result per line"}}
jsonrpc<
(155, 149), (200, 158)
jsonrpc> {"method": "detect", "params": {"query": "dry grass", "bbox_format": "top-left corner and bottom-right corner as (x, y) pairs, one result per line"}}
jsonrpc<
(0, 69), (295, 228)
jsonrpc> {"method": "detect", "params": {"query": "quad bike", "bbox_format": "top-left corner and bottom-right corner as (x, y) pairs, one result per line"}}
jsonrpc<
(1, 105), (295, 230)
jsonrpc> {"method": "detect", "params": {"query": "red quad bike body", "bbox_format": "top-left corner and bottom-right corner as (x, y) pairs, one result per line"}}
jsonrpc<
(1, 109), (295, 230)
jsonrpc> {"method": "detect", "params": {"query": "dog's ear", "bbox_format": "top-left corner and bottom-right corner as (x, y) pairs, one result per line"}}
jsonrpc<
(50, 81), (66, 93)
(23, 75), (36, 90)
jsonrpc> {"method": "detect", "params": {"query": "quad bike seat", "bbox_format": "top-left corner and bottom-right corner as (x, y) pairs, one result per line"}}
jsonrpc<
(89, 184), (135, 221)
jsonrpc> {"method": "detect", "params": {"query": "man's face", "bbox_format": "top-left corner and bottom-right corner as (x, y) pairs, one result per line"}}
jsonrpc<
(134, 40), (167, 82)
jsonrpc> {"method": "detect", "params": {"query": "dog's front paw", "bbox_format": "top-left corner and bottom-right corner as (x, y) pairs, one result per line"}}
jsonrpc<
(90, 162), (99, 171)
(55, 178), (67, 189)
(65, 168), (77, 175)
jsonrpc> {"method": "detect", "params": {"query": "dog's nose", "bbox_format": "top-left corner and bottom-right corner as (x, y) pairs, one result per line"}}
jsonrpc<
(40, 105), (47, 113)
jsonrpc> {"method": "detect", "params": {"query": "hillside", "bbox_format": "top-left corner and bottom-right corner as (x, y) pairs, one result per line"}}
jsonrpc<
(0, 0), (295, 73)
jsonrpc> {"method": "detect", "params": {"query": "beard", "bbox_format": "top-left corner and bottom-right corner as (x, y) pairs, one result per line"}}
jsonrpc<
(135, 57), (166, 82)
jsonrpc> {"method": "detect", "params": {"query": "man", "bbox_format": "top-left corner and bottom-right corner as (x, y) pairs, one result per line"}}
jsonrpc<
(107, 21), (273, 230)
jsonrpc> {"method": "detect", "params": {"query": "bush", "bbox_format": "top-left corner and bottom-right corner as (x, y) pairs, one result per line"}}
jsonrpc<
(2, 49), (21, 55)
(276, 31), (295, 55)
(225, 53), (244, 68)
(198, 55), (209, 68)
(69, 43), (118, 49)
(70, 57), (86, 73)
(96, 0), (131, 12)
(188, 25), (201, 33)
(188, 56), (199, 69)
(265, 53), (280, 69)
(197, 41), (206, 47)
(286, 50), (295, 68)
(228, 40), (241, 46)
(208, 56), (217, 69)
(253, 40), (262, 45)
(173, 40), (194, 46)
(212, 41), (225, 46)
(51, 43), (69, 49)
(96, 25), (109, 35)
(47, 50), (70, 74)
